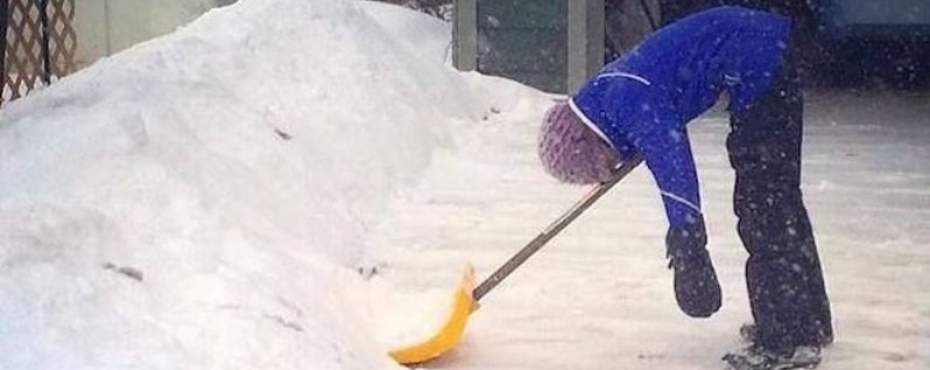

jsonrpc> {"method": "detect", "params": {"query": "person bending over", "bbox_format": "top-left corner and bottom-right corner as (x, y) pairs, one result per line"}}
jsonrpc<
(536, 6), (832, 369)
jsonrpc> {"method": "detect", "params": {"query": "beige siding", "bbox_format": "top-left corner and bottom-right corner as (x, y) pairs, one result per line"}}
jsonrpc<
(73, 0), (227, 67)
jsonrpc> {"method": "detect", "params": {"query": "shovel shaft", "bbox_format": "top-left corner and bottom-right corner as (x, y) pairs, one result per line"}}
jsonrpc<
(472, 155), (644, 302)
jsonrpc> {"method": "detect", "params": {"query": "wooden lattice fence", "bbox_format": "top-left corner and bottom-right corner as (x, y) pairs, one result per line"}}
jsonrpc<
(1, 0), (77, 106)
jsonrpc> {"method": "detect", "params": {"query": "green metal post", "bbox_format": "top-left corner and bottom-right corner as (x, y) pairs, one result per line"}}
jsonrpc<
(453, 0), (477, 71)
(567, 0), (604, 93)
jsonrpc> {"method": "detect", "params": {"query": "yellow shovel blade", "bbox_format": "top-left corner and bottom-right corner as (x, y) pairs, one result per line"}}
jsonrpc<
(389, 264), (477, 365)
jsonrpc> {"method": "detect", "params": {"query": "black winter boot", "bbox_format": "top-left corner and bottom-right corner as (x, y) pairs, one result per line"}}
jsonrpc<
(667, 222), (722, 318)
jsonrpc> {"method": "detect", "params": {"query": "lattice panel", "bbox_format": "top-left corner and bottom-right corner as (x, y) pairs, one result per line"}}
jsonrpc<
(1, 0), (77, 105)
(47, 0), (76, 76)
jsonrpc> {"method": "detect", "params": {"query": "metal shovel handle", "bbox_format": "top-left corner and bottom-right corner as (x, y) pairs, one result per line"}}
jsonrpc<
(472, 155), (644, 301)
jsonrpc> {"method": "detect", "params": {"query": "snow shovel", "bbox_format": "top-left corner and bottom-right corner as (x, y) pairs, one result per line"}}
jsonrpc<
(389, 155), (644, 365)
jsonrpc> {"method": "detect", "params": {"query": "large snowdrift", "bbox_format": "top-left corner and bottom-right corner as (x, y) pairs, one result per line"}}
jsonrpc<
(0, 1), (500, 369)
(3, 1), (929, 370)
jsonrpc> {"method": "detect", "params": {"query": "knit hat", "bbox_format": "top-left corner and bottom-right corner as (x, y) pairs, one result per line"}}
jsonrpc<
(538, 100), (620, 184)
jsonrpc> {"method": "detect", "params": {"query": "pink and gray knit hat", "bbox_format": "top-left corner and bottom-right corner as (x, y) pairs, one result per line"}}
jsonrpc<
(538, 100), (620, 184)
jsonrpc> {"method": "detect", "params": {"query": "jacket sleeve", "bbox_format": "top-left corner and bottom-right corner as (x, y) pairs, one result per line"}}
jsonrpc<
(573, 75), (704, 229)
(625, 100), (704, 229)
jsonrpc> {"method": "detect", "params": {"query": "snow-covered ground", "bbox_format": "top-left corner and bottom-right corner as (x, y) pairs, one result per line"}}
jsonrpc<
(0, 0), (927, 369)
(367, 87), (930, 370)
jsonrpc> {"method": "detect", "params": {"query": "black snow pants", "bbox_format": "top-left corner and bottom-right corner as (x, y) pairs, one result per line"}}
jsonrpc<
(726, 43), (833, 351)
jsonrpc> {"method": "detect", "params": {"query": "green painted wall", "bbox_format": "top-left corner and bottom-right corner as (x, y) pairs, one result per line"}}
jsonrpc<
(455, 0), (607, 93)
(475, 0), (568, 92)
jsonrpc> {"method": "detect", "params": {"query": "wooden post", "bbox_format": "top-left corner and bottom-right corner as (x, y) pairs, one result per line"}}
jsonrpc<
(453, 0), (476, 71)
(1, 0), (8, 103)
(567, 0), (604, 93)
(39, 0), (51, 84)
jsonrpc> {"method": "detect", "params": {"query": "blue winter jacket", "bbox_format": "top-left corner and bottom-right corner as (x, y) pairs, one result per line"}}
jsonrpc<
(570, 6), (791, 228)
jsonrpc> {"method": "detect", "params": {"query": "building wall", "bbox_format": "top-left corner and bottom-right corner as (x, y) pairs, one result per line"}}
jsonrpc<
(455, 0), (657, 93)
(830, 0), (930, 25)
(72, 0), (233, 67)
(474, 0), (570, 93)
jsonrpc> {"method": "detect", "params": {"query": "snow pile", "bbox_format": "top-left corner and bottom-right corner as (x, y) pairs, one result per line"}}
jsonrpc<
(0, 0), (489, 369)
(360, 279), (455, 349)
